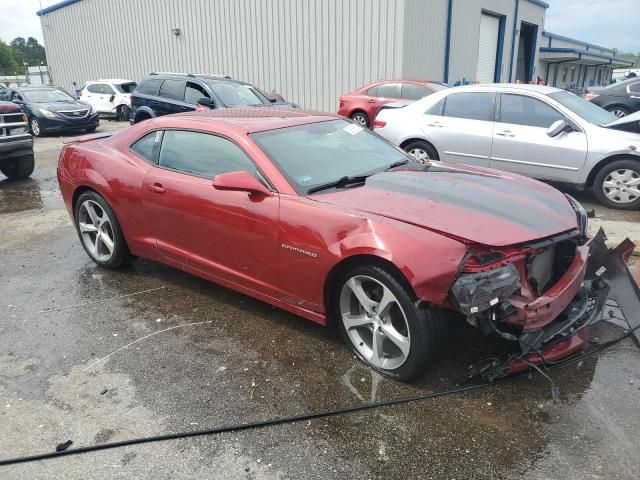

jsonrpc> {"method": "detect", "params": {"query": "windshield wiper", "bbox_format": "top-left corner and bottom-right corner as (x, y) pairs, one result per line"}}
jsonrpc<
(385, 160), (409, 170)
(307, 175), (371, 194)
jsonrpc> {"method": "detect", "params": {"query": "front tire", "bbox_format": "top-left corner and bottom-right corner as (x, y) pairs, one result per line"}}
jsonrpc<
(85, 126), (98, 133)
(350, 111), (370, 128)
(335, 264), (444, 381)
(0, 155), (35, 179)
(593, 159), (640, 209)
(117, 105), (131, 122)
(74, 191), (130, 268)
(29, 117), (43, 137)
(403, 140), (439, 163)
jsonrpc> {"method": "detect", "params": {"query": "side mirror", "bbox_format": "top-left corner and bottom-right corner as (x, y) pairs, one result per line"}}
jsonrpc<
(197, 97), (213, 108)
(547, 119), (569, 138)
(212, 171), (271, 196)
(265, 94), (278, 103)
(109, 94), (115, 102)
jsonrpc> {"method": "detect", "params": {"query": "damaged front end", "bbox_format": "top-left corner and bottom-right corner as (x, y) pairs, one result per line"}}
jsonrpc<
(449, 221), (639, 382)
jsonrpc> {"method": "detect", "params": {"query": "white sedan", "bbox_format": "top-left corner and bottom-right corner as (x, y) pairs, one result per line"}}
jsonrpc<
(80, 79), (137, 121)
(374, 84), (640, 209)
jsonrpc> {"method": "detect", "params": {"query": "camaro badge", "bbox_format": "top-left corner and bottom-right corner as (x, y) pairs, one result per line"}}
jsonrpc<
(281, 243), (318, 258)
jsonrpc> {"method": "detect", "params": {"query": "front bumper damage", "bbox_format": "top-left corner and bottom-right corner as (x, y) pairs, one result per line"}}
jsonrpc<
(475, 229), (640, 382)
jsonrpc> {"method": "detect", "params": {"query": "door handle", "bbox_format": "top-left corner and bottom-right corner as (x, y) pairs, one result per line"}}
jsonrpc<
(427, 121), (443, 127)
(496, 130), (515, 137)
(367, 99), (376, 103)
(150, 183), (166, 194)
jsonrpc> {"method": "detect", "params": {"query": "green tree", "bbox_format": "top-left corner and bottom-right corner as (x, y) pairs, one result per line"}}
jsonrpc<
(0, 39), (20, 75)
(9, 36), (47, 67)
(618, 51), (640, 68)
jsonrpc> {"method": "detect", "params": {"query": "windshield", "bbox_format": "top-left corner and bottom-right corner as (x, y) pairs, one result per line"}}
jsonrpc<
(114, 82), (137, 93)
(548, 90), (616, 125)
(251, 119), (409, 195)
(22, 88), (76, 103)
(207, 82), (270, 106)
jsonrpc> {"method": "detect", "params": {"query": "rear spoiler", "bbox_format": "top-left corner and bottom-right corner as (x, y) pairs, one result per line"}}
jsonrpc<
(63, 132), (113, 144)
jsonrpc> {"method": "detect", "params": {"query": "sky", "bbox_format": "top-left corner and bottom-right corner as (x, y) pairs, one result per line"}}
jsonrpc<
(1, 0), (639, 53)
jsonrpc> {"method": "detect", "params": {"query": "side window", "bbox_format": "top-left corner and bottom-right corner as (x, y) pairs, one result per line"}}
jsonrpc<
(426, 98), (445, 116)
(629, 81), (640, 94)
(401, 83), (430, 100)
(158, 130), (257, 179)
(86, 84), (102, 94)
(102, 84), (116, 95)
(443, 92), (494, 121)
(184, 82), (210, 104)
(499, 94), (564, 128)
(365, 85), (379, 97)
(137, 79), (163, 96)
(130, 131), (162, 164)
(376, 83), (400, 98)
(158, 79), (186, 101)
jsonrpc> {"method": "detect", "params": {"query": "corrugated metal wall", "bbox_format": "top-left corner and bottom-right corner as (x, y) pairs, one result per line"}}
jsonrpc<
(40, 0), (405, 112)
(401, 0), (448, 81)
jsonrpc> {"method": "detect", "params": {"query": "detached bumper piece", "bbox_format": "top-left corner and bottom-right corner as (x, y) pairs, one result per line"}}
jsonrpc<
(476, 229), (640, 382)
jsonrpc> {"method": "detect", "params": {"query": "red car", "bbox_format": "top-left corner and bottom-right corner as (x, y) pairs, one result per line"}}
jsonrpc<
(58, 109), (616, 381)
(338, 80), (448, 127)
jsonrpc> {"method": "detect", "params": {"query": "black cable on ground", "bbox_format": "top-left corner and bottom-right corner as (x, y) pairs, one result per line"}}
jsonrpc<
(1, 325), (637, 467)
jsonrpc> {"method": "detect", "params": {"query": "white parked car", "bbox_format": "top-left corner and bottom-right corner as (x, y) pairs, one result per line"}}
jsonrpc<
(374, 84), (640, 209)
(80, 79), (137, 121)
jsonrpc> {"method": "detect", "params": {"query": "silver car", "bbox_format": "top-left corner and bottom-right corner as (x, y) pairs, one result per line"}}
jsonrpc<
(374, 84), (640, 209)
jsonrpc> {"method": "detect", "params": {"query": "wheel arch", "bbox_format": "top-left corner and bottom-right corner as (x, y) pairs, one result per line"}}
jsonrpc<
(399, 137), (441, 159)
(586, 153), (640, 187)
(349, 109), (369, 119)
(323, 254), (416, 326)
(133, 107), (155, 123)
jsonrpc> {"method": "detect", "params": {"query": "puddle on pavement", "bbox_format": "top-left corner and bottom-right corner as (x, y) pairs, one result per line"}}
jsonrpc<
(3, 232), (630, 478)
(0, 176), (61, 213)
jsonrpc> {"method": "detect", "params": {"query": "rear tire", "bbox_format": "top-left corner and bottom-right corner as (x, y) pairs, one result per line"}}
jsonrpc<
(350, 111), (370, 128)
(74, 191), (131, 269)
(0, 155), (35, 179)
(592, 159), (640, 210)
(403, 140), (439, 163)
(334, 264), (445, 381)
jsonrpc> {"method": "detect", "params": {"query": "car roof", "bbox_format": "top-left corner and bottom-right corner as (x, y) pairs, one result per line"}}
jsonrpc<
(144, 73), (248, 86)
(451, 83), (562, 95)
(169, 108), (339, 133)
(91, 79), (135, 84)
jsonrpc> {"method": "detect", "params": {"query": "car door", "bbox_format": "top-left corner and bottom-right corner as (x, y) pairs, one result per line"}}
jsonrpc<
(141, 129), (280, 293)
(81, 83), (104, 112)
(628, 80), (640, 113)
(156, 79), (191, 116)
(400, 83), (431, 101)
(420, 91), (495, 167)
(490, 93), (587, 182)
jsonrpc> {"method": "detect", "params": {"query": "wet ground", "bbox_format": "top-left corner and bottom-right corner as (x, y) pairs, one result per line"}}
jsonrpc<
(1, 121), (640, 479)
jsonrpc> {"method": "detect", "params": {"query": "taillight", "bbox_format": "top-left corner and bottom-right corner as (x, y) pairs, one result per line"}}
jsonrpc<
(373, 120), (386, 128)
(583, 92), (599, 101)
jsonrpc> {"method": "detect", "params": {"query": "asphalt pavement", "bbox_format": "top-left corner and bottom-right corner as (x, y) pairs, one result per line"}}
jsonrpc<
(1, 121), (640, 479)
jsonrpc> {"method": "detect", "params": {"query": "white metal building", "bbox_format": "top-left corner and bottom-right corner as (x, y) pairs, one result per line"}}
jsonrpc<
(38, 0), (633, 111)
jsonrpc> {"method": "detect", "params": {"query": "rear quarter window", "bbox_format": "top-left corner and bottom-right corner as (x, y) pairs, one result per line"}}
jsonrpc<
(130, 131), (162, 164)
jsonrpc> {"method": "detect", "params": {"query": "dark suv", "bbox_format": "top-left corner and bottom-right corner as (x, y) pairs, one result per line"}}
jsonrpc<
(0, 101), (34, 179)
(130, 73), (296, 123)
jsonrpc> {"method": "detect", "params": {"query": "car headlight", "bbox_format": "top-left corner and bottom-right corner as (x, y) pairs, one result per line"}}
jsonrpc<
(449, 263), (521, 315)
(565, 194), (588, 238)
(37, 108), (59, 118)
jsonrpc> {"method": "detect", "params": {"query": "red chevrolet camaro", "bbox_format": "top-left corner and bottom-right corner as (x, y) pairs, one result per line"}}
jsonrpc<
(58, 109), (610, 381)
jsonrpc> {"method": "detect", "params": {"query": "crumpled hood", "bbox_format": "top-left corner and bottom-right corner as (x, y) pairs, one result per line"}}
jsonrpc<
(310, 164), (578, 247)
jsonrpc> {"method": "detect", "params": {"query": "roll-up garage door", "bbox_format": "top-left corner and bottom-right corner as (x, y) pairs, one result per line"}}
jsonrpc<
(477, 13), (500, 83)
